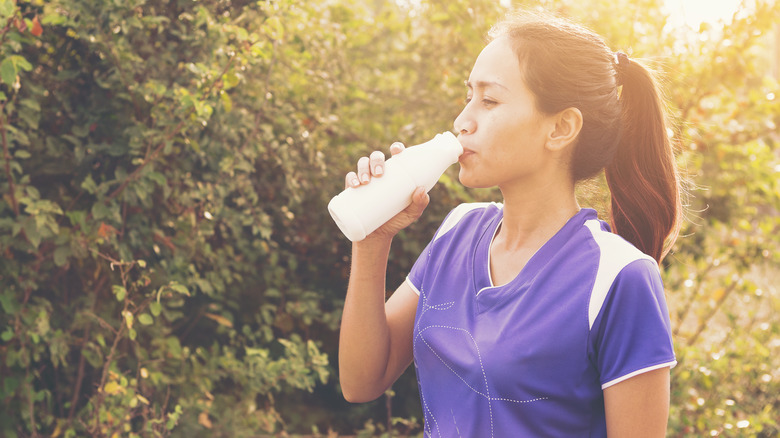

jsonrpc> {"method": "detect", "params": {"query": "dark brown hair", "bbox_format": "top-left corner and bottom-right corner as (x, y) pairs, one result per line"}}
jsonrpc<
(490, 12), (681, 263)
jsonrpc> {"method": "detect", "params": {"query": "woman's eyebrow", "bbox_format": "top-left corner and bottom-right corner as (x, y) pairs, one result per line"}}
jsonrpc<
(465, 80), (510, 91)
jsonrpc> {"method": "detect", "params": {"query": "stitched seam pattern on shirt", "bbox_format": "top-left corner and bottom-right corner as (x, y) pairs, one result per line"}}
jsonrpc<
(417, 324), (495, 437)
(416, 281), (549, 436)
(416, 286), (442, 438)
(451, 409), (462, 438)
(490, 396), (549, 403)
(417, 327), (487, 397)
(416, 327), (550, 405)
(423, 301), (455, 311)
(419, 387), (440, 438)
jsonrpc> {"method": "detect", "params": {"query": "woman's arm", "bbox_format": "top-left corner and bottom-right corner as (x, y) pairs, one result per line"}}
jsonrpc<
(604, 367), (671, 437)
(337, 144), (429, 402)
(338, 251), (419, 402)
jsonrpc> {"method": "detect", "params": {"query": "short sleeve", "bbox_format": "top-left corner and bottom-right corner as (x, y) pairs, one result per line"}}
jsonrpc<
(405, 236), (433, 296)
(590, 258), (676, 389)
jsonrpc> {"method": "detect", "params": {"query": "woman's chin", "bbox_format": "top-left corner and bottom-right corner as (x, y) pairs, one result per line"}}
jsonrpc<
(457, 169), (491, 190)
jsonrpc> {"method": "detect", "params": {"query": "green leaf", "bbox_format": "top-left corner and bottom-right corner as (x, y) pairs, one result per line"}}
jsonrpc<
(14, 150), (31, 159)
(53, 245), (70, 267)
(263, 16), (284, 41)
(1, 57), (17, 87)
(35, 311), (49, 336)
(91, 202), (116, 221)
(23, 221), (41, 249)
(0, 56), (33, 88)
(66, 210), (86, 228)
(112, 285), (127, 301)
(137, 313), (153, 325)
(149, 301), (162, 317)
(80, 175), (98, 194)
(15, 57), (33, 72)
(220, 91), (232, 113)
(71, 124), (90, 138)
(41, 12), (66, 26)
(103, 381), (123, 395)
(245, 347), (268, 357)
(0, 0), (15, 21)
(166, 336), (182, 356)
(20, 98), (40, 111)
(0, 292), (18, 314)
(1, 328), (13, 342)
(2, 375), (19, 395)
(223, 71), (240, 90)
(169, 282), (190, 297)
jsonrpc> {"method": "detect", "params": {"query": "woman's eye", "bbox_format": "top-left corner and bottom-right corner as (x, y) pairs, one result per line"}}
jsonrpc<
(464, 95), (497, 107)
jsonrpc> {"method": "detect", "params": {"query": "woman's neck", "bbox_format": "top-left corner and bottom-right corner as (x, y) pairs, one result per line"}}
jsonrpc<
(495, 176), (580, 252)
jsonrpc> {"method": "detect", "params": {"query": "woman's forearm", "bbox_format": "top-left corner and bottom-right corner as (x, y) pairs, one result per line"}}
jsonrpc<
(338, 237), (396, 402)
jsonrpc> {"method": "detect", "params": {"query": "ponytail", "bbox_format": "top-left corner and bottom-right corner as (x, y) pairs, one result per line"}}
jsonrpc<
(605, 60), (681, 263)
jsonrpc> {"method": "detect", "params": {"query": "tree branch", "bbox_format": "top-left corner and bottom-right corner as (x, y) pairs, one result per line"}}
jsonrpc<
(67, 275), (107, 424)
(673, 262), (716, 337)
(687, 279), (739, 346)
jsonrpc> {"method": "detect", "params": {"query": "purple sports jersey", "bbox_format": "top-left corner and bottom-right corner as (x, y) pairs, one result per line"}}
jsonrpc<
(406, 203), (676, 437)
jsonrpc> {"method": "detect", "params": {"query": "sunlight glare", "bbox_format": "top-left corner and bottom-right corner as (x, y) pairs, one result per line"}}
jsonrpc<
(664, 0), (744, 29)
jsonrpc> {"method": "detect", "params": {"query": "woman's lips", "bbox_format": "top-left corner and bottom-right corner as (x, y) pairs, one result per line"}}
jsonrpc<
(459, 148), (474, 162)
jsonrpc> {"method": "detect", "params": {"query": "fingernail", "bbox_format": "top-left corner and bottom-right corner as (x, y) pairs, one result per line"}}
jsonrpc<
(374, 166), (383, 175)
(351, 177), (360, 187)
(360, 173), (369, 183)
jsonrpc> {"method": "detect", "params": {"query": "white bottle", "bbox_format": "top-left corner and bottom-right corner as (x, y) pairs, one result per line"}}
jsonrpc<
(328, 132), (463, 242)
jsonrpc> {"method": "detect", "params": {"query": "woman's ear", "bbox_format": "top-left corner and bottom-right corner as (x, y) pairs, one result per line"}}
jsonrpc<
(546, 107), (583, 152)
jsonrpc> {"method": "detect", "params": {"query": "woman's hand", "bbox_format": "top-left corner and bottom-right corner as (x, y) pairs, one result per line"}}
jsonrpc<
(343, 142), (430, 242)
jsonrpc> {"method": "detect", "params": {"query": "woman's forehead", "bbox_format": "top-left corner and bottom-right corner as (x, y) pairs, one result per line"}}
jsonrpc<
(468, 37), (523, 91)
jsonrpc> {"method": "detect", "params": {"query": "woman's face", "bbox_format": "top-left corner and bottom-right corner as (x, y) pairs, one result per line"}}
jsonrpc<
(454, 36), (558, 190)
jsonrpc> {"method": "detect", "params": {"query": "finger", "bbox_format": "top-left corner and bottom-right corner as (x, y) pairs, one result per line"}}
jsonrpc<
(389, 142), (405, 156)
(345, 171), (360, 189)
(369, 151), (385, 176)
(356, 156), (371, 184)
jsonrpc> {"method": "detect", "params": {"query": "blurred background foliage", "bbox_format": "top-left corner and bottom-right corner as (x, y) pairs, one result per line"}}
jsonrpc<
(0, 0), (777, 436)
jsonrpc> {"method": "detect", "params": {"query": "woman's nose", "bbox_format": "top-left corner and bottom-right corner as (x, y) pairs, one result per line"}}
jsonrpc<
(453, 108), (476, 135)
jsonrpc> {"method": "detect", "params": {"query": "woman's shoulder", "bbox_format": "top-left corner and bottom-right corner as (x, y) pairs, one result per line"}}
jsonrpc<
(581, 217), (662, 329)
(581, 217), (657, 270)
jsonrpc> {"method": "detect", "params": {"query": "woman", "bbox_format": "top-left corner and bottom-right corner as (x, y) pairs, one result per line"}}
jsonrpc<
(338, 11), (681, 437)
